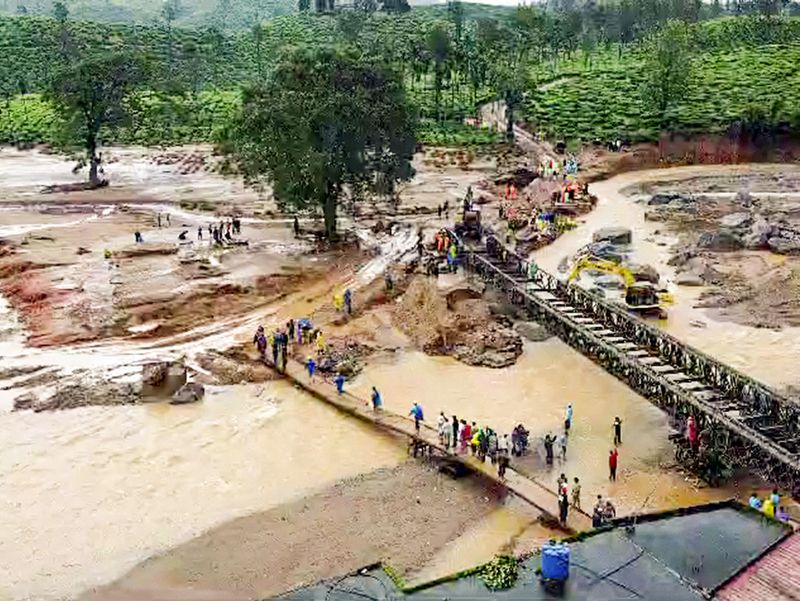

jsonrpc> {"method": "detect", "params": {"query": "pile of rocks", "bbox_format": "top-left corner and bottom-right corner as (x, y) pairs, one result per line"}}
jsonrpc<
(698, 212), (800, 254)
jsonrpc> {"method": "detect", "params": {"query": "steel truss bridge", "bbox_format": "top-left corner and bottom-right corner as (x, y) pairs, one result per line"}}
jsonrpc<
(463, 235), (800, 488)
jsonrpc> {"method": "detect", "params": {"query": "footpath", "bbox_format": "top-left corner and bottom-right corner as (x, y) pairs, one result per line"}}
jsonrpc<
(281, 357), (593, 534)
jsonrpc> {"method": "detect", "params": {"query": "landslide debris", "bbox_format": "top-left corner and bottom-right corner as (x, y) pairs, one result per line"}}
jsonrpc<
(393, 277), (522, 368)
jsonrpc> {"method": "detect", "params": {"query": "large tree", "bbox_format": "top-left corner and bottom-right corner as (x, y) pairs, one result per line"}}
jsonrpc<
(641, 20), (693, 126)
(221, 47), (416, 239)
(46, 52), (148, 185)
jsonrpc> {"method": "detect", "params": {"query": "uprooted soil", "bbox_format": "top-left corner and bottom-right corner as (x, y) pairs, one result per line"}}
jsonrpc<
(394, 276), (523, 368)
(80, 462), (506, 601)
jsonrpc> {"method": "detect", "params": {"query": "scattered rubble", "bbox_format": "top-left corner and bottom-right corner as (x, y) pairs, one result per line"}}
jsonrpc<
(16, 380), (141, 412)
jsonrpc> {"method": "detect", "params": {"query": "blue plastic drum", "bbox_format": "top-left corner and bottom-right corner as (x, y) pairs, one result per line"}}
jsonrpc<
(541, 542), (570, 582)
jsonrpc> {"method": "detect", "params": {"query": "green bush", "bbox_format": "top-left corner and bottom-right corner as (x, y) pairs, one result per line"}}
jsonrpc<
(479, 555), (519, 590)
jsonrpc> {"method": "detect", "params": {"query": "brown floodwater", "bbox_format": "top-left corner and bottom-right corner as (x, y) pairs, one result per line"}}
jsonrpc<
(535, 163), (800, 389)
(2, 158), (795, 599)
(0, 382), (406, 600)
(353, 345), (731, 519)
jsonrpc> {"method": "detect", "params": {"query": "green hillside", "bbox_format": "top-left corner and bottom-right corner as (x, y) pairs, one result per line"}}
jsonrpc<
(3, 0), (297, 31)
(2, 10), (800, 150)
(524, 16), (800, 143)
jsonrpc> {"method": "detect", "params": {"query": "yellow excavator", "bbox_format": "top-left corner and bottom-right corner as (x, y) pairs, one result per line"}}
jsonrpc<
(566, 256), (672, 316)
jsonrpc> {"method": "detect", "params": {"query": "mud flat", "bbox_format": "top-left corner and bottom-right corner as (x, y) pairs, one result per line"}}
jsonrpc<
(80, 462), (511, 601)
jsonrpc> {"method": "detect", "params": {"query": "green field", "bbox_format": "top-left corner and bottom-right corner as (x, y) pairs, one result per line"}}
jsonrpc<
(525, 17), (800, 143)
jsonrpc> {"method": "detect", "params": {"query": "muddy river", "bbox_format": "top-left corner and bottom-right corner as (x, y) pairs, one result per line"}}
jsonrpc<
(1, 156), (794, 599)
(538, 164), (800, 388)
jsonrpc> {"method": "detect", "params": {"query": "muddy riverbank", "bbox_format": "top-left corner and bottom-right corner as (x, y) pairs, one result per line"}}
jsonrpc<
(3, 145), (798, 600)
(81, 462), (512, 601)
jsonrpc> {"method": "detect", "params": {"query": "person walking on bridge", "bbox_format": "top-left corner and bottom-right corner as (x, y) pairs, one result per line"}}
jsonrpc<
(564, 403), (573, 433)
(609, 448), (619, 481)
(437, 412), (448, 446)
(558, 491), (569, 526)
(613, 416), (622, 446)
(409, 402), (424, 433)
(451, 416), (459, 451)
(572, 477), (582, 510)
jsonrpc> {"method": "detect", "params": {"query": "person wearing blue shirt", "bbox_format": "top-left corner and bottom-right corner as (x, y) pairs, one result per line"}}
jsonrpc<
(770, 488), (780, 508)
(749, 493), (762, 510)
(409, 402), (424, 432)
(335, 373), (345, 394)
(371, 387), (382, 410)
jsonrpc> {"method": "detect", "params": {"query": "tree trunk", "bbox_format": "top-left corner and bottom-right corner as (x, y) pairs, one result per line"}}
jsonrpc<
(87, 135), (101, 186)
(323, 191), (337, 240)
(505, 94), (515, 142)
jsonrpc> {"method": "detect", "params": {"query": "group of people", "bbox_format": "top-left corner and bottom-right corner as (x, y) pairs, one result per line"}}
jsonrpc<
(253, 317), (329, 375)
(427, 229), (458, 276)
(333, 289), (353, 315)
(591, 494), (618, 527)
(749, 488), (790, 523)
(544, 405), (624, 525)
(206, 218), (242, 245)
(555, 473), (585, 525)
(433, 411), (530, 479)
(253, 324), (291, 373)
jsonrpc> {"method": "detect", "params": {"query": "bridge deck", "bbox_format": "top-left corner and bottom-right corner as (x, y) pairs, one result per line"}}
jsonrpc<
(466, 239), (800, 485)
(281, 358), (593, 533)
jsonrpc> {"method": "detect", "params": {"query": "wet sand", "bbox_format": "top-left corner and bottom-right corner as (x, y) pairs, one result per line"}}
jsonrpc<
(81, 463), (508, 601)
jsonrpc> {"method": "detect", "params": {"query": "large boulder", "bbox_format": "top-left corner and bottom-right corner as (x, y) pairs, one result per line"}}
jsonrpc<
(593, 227), (632, 245)
(719, 212), (752, 229)
(767, 235), (800, 255)
(514, 321), (553, 342)
(142, 361), (169, 385)
(743, 214), (775, 249)
(648, 192), (695, 206)
(13, 392), (37, 410)
(675, 271), (704, 286)
(171, 382), (205, 404)
(627, 263), (660, 285)
(697, 230), (743, 251)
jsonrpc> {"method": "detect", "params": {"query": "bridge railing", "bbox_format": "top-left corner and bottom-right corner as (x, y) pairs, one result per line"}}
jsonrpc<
(470, 235), (800, 436)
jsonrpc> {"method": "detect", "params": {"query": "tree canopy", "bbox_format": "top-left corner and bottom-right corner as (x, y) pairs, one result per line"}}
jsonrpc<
(221, 47), (417, 239)
(46, 51), (149, 184)
(642, 20), (694, 125)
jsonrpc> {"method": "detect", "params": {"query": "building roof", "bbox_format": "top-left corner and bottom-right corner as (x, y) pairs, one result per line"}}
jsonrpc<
(275, 503), (790, 601)
(715, 533), (800, 601)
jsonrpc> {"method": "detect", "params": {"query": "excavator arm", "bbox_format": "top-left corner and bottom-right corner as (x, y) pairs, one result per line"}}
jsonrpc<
(566, 256), (636, 288)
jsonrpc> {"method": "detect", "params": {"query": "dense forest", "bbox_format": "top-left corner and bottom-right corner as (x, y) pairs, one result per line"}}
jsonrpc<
(2, 0), (800, 151)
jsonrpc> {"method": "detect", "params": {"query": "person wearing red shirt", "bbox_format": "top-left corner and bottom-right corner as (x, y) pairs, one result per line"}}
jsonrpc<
(609, 449), (619, 481)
